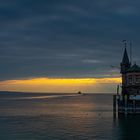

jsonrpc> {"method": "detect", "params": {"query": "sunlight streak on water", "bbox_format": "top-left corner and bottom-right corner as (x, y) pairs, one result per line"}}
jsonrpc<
(1, 94), (81, 100)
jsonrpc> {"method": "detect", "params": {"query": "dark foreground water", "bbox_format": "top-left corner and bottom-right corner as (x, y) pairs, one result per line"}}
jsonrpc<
(0, 92), (140, 140)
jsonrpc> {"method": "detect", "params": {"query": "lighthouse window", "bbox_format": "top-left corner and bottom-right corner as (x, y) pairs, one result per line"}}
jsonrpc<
(128, 75), (132, 84)
(135, 75), (140, 83)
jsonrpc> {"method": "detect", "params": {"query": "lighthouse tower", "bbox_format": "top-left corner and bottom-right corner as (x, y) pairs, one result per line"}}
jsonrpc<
(120, 46), (131, 95)
(120, 43), (140, 96)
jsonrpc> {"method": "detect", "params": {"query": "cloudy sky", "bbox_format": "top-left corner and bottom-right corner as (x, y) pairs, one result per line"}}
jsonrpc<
(0, 0), (140, 93)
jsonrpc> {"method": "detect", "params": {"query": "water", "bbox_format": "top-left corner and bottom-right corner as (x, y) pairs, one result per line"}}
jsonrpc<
(0, 92), (140, 140)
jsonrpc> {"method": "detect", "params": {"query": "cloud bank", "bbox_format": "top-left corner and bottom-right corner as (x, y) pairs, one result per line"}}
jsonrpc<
(0, 0), (140, 85)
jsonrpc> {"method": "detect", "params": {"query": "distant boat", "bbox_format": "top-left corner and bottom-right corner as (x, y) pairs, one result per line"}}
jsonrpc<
(77, 91), (82, 94)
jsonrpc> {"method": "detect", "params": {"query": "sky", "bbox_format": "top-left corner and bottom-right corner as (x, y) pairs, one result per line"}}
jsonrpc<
(0, 0), (140, 93)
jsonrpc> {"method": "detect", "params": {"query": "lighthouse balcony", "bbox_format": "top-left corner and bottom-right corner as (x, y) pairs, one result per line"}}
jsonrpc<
(117, 95), (140, 114)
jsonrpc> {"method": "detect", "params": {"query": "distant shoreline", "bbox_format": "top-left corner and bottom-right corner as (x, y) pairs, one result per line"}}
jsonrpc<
(0, 91), (115, 95)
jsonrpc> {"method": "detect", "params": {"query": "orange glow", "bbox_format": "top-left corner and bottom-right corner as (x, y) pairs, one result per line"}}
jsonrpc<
(0, 77), (121, 93)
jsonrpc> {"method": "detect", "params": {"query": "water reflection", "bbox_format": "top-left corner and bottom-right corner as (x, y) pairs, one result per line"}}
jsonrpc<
(2, 93), (140, 140)
(117, 115), (140, 140)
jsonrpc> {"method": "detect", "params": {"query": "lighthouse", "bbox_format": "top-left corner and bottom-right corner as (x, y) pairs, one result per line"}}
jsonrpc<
(120, 46), (140, 96)
(115, 42), (140, 115)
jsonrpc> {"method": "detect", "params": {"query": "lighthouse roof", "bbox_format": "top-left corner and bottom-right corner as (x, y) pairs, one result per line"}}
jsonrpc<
(127, 64), (140, 73)
(121, 47), (130, 64)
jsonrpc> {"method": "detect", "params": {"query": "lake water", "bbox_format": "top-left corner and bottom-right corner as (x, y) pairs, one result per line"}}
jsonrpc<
(0, 92), (140, 140)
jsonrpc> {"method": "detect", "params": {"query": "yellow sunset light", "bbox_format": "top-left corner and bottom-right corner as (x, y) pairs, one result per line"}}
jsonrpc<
(0, 77), (121, 93)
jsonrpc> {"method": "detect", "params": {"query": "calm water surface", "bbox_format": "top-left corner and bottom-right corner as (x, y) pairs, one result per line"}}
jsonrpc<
(0, 92), (140, 140)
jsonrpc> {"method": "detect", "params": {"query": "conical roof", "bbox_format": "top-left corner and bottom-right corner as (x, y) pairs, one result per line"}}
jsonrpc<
(121, 47), (130, 64)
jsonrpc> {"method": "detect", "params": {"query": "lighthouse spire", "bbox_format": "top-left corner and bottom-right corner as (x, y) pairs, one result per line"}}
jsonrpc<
(120, 40), (131, 74)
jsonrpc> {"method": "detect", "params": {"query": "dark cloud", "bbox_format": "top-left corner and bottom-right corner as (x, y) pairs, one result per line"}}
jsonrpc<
(0, 0), (140, 80)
